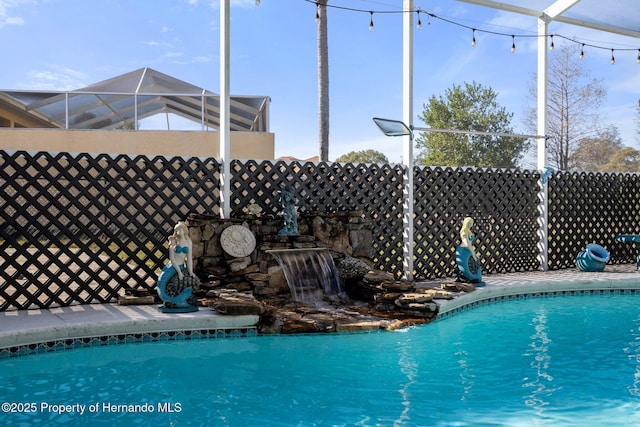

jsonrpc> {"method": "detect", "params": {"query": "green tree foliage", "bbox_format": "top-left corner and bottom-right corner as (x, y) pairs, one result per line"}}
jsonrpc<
(72, 111), (113, 129)
(572, 127), (622, 171)
(116, 121), (136, 130)
(599, 147), (640, 172)
(335, 149), (389, 164)
(415, 81), (528, 168)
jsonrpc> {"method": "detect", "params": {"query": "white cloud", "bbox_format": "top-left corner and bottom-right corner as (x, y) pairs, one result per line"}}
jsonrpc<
(488, 11), (537, 33)
(4, 15), (22, 25)
(0, 0), (31, 28)
(208, 0), (261, 10)
(192, 55), (212, 63)
(18, 67), (88, 91)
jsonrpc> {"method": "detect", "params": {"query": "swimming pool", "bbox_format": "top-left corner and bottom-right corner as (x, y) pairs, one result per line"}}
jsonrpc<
(1, 292), (640, 426)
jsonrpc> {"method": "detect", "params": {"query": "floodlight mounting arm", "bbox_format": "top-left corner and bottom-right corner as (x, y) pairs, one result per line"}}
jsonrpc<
(412, 126), (545, 140)
(373, 117), (546, 140)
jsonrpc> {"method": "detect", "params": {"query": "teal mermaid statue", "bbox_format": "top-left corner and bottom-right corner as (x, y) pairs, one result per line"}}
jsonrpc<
(455, 217), (485, 287)
(156, 221), (199, 312)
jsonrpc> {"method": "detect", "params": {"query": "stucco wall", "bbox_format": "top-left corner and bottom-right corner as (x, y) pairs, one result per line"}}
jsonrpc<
(0, 128), (275, 159)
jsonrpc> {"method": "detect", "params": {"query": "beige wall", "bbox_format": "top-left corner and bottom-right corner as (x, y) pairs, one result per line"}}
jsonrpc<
(0, 129), (275, 159)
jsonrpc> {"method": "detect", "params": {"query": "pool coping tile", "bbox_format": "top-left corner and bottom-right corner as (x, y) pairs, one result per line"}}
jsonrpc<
(435, 265), (640, 318)
(0, 303), (259, 358)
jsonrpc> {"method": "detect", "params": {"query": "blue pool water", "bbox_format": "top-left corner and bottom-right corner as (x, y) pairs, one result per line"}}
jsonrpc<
(2, 293), (640, 426)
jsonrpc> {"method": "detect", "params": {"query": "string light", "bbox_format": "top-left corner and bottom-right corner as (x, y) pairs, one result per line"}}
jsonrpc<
(301, 0), (639, 64)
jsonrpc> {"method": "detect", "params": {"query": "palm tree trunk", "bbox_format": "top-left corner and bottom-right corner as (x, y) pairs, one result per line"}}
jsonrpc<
(317, 0), (329, 162)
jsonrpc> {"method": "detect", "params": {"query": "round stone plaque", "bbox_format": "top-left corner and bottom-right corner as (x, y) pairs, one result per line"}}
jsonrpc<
(220, 225), (256, 258)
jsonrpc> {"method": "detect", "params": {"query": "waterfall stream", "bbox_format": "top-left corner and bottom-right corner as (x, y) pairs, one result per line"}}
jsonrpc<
(267, 248), (343, 303)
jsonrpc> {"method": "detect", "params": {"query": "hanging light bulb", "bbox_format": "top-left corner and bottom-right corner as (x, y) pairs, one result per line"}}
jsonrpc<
(315, 5), (320, 23)
(511, 35), (516, 53)
(611, 49), (615, 65)
(471, 29), (476, 46)
(550, 35), (555, 50)
(369, 11), (374, 32)
(580, 44), (585, 60)
(416, 11), (422, 30)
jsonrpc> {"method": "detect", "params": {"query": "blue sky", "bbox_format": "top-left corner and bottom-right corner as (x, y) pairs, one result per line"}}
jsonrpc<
(1, 0), (638, 165)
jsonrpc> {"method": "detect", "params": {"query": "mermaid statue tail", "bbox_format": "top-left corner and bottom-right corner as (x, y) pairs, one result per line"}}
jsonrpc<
(456, 246), (485, 286)
(156, 262), (193, 307)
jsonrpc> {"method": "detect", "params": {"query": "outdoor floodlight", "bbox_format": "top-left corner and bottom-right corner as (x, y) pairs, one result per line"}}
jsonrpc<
(372, 117), (413, 138)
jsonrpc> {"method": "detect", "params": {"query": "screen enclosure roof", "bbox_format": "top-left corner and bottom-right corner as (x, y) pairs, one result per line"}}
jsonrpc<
(458, 0), (639, 39)
(0, 67), (270, 132)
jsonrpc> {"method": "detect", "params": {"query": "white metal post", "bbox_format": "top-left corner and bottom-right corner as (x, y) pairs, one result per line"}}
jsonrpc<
(201, 90), (206, 131)
(220, 0), (231, 219)
(402, 0), (414, 281)
(536, 17), (549, 270)
(65, 92), (69, 129)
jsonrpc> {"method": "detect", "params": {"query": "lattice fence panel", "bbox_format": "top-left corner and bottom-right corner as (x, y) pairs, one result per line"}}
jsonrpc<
(0, 151), (220, 310)
(414, 166), (540, 279)
(231, 160), (405, 274)
(547, 171), (640, 269)
(4, 149), (640, 312)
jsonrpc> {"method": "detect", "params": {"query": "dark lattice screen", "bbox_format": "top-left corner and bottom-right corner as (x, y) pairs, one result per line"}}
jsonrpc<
(231, 160), (405, 271)
(547, 171), (640, 269)
(2, 150), (640, 311)
(414, 167), (541, 279)
(0, 151), (219, 310)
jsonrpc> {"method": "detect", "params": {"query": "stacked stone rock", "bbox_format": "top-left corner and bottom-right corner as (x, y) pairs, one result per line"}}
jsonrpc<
(181, 212), (473, 334)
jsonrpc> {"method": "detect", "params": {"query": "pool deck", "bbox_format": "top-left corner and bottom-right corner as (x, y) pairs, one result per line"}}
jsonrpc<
(1, 265), (639, 352)
(0, 303), (259, 350)
(434, 264), (640, 316)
